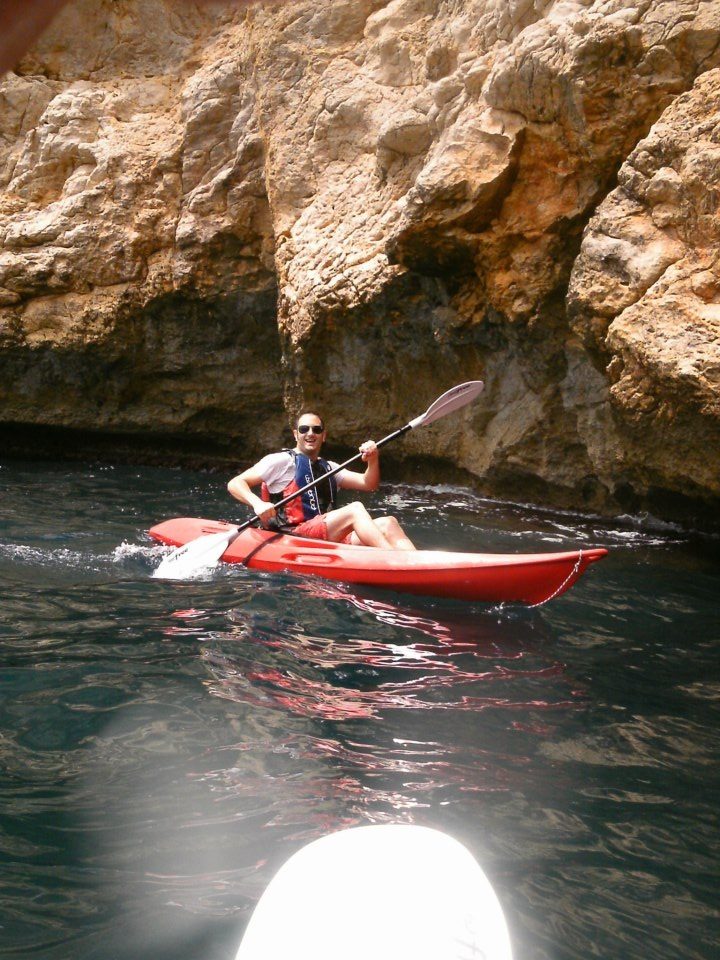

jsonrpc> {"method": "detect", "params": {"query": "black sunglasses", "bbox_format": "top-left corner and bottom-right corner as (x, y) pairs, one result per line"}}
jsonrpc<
(297, 424), (324, 435)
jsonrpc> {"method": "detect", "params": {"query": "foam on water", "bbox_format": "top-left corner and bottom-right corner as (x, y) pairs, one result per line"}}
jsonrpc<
(381, 484), (697, 551)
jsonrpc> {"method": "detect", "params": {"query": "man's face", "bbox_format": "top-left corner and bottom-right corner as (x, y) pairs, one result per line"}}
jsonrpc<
(294, 415), (326, 457)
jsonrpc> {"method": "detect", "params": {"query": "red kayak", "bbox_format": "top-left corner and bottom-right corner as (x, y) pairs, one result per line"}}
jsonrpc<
(149, 518), (607, 605)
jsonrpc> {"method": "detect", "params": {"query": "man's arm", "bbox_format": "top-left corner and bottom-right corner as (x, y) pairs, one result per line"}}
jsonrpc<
(227, 466), (276, 524)
(336, 442), (380, 492)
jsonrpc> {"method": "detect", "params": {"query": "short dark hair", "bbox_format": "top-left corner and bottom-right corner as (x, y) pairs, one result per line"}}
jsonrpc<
(294, 410), (325, 431)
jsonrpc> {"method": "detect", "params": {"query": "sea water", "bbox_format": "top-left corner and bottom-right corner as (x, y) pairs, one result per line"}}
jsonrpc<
(1, 459), (718, 960)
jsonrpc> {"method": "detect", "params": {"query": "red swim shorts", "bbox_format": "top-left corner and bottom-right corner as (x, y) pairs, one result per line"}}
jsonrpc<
(290, 515), (354, 544)
(292, 515), (329, 540)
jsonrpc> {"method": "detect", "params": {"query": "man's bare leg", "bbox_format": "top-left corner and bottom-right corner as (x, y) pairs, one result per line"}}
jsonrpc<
(324, 502), (393, 549)
(328, 507), (415, 550)
(375, 516), (416, 550)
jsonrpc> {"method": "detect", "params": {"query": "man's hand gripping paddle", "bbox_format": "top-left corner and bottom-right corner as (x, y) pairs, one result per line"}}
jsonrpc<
(152, 380), (484, 579)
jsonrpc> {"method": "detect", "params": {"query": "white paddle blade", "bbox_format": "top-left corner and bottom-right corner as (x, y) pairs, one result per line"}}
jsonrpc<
(409, 379), (484, 429)
(152, 528), (238, 580)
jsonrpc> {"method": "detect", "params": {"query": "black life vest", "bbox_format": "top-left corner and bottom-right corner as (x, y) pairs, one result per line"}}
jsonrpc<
(260, 451), (337, 527)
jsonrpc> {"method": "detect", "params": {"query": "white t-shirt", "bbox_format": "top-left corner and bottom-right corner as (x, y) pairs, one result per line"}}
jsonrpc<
(254, 451), (347, 494)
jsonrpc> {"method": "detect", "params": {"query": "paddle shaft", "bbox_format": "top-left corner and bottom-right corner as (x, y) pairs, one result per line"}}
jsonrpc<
(230, 423), (412, 540)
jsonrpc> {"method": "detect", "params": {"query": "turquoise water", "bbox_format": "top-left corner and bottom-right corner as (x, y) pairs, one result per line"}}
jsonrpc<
(1, 459), (718, 960)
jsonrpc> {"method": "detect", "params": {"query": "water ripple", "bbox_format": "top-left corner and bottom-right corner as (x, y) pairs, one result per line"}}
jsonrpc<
(1, 460), (718, 960)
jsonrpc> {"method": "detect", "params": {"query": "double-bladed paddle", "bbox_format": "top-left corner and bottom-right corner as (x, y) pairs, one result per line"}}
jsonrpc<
(152, 380), (484, 579)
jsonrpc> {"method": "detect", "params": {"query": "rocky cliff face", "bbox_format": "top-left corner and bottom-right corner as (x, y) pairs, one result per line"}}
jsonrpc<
(0, 1), (282, 460)
(1, 0), (719, 524)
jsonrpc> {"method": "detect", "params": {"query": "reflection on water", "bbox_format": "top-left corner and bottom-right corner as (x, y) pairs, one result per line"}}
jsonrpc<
(1, 461), (719, 960)
(202, 583), (573, 723)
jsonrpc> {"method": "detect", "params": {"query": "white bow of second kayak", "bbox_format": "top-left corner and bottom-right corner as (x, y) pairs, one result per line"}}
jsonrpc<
(236, 824), (513, 960)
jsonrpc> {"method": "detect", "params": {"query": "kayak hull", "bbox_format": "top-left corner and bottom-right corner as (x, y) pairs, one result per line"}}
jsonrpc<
(148, 517), (607, 604)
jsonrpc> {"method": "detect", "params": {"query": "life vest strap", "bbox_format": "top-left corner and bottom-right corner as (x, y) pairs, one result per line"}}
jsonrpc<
(261, 450), (337, 525)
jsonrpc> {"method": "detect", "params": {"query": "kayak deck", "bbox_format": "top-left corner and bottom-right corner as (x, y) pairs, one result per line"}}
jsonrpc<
(148, 517), (607, 605)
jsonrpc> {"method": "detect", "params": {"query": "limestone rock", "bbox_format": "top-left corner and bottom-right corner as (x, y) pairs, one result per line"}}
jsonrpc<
(1, 0), (719, 523)
(0, 1), (283, 457)
(569, 67), (720, 502)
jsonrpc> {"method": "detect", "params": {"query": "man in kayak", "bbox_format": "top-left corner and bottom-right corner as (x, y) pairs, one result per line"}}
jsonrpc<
(227, 412), (416, 550)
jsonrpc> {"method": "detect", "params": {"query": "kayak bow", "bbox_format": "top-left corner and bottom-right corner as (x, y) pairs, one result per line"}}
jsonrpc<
(149, 517), (607, 604)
